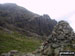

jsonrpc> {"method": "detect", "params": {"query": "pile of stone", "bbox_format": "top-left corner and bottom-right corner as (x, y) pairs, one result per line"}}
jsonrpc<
(36, 20), (75, 56)
(48, 20), (75, 46)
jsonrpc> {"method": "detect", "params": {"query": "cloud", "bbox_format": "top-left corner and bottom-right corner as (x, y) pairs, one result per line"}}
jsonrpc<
(68, 14), (75, 31)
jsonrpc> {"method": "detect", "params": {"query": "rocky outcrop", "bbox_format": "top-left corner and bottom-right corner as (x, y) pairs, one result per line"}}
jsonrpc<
(27, 14), (57, 37)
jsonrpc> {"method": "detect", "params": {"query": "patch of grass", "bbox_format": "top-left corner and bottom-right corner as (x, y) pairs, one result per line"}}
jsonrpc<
(63, 44), (75, 51)
(0, 30), (42, 54)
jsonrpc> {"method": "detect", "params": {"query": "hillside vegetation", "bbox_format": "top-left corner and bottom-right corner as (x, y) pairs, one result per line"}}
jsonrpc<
(0, 28), (42, 54)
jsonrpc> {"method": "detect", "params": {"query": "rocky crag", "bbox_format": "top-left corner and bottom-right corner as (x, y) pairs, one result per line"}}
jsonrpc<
(1, 21), (75, 56)
(0, 3), (57, 39)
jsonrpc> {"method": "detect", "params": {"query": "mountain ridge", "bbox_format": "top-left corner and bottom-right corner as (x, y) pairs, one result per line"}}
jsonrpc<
(0, 3), (57, 39)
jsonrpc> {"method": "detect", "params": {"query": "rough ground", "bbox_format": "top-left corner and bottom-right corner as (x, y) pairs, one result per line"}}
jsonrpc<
(1, 20), (75, 56)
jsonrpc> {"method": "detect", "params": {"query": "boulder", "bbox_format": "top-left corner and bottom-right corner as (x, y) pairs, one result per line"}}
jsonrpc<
(8, 50), (18, 55)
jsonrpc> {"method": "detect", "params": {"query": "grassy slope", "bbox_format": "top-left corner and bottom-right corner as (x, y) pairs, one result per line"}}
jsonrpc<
(0, 29), (42, 54)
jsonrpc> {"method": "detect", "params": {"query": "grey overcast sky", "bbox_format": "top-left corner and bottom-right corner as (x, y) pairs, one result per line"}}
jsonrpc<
(0, 0), (75, 31)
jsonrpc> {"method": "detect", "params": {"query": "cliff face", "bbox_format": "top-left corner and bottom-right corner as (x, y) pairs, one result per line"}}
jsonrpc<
(0, 3), (57, 38)
(27, 15), (57, 37)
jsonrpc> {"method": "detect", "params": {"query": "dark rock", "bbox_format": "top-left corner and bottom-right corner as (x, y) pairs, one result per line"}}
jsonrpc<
(9, 50), (18, 55)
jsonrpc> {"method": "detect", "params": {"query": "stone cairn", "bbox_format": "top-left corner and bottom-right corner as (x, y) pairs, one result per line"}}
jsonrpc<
(1, 21), (75, 56)
(36, 20), (75, 56)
